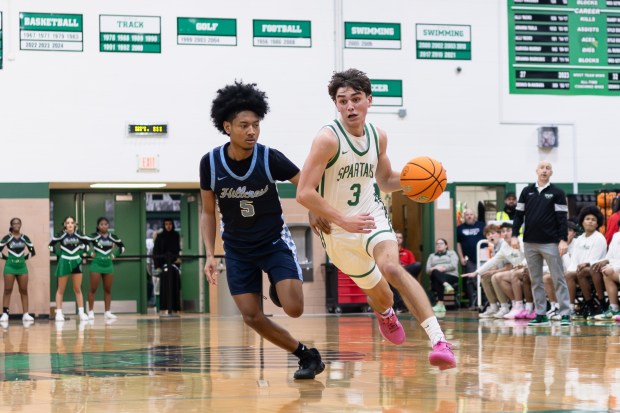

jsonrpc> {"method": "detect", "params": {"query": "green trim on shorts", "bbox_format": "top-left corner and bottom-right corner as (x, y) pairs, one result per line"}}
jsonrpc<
(365, 229), (394, 255)
(347, 264), (376, 278)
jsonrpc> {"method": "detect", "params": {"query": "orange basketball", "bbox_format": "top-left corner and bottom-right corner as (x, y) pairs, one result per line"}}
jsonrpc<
(400, 156), (447, 203)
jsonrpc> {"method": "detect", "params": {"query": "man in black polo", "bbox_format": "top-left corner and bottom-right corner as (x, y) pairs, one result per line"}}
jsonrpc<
(511, 160), (570, 326)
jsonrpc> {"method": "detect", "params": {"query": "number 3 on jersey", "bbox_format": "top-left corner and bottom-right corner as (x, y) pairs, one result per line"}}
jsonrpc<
(348, 183), (361, 206)
(240, 200), (255, 217)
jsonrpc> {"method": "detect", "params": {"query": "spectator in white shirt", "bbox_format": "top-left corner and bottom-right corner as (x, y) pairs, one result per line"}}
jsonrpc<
(592, 231), (620, 320)
(567, 206), (607, 319)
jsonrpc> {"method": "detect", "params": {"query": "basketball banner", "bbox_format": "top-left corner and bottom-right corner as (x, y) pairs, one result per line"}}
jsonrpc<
(19, 12), (83, 52)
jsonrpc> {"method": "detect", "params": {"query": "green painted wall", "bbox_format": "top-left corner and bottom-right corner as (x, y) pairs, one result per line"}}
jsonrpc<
(0, 183), (49, 198)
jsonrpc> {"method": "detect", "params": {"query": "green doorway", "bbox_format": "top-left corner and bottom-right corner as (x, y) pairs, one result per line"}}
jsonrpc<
(50, 191), (146, 314)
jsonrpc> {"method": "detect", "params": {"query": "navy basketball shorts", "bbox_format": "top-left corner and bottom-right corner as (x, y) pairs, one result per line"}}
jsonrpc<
(224, 237), (303, 296)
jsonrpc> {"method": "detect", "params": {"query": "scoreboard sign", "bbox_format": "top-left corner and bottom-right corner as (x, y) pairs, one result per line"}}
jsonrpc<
(19, 12), (83, 51)
(128, 123), (168, 136)
(253, 20), (311, 47)
(100, 15), (161, 53)
(508, 0), (620, 95)
(177, 17), (237, 46)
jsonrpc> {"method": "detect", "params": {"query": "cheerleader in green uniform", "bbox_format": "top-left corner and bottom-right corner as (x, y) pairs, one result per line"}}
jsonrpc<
(49, 216), (90, 322)
(0, 218), (36, 323)
(87, 217), (125, 320)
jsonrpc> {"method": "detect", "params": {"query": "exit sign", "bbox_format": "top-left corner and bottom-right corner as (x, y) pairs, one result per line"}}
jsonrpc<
(137, 155), (159, 172)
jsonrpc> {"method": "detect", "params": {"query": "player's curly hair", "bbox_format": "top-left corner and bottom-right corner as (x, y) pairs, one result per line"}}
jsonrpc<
(578, 205), (604, 229)
(327, 68), (372, 101)
(210, 81), (270, 135)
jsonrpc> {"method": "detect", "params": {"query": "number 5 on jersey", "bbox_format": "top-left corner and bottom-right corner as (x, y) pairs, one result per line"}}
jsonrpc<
(240, 200), (255, 217)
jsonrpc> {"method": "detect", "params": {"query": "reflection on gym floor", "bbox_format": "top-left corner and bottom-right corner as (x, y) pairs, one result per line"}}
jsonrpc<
(1, 312), (620, 412)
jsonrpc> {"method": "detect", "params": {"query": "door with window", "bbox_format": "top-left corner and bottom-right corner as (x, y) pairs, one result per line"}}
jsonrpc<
(50, 191), (145, 314)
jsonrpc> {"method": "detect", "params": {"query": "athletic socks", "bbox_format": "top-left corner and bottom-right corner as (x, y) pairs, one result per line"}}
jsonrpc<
(525, 302), (534, 312)
(2, 307), (8, 315)
(293, 342), (308, 359)
(421, 316), (446, 347)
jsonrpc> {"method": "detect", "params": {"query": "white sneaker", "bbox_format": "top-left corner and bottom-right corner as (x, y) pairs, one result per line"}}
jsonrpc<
(79, 312), (89, 321)
(493, 307), (511, 318)
(479, 307), (498, 318)
(444, 283), (455, 294)
(546, 306), (559, 318)
(0, 313), (8, 322)
(104, 311), (118, 320)
(104, 318), (118, 325)
(22, 313), (34, 322)
(88, 310), (95, 320)
(55, 311), (65, 321)
(503, 307), (523, 319)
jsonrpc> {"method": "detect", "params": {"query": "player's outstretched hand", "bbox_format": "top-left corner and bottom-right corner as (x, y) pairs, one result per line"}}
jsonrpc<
(309, 212), (331, 235)
(204, 257), (219, 285)
(339, 213), (376, 234)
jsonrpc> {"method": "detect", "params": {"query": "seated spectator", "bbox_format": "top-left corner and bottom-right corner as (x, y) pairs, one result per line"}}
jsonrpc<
(593, 230), (620, 320)
(427, 238), (459, 313)
(509, 266), (536, 319)
(396, 231), (422, 281)
(462, 224), (511, 318)
(605, 197), (620, 246)
(391, 231), (423, 313)
(567, 206), (607, 319)
(491, 223), (530, 319)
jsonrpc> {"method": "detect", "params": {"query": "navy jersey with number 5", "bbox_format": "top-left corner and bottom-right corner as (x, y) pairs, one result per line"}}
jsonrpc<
(199, 143), (299, 251)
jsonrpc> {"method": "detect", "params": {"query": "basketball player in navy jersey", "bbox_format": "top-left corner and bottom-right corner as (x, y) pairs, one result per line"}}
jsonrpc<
(199, 81), (327, 380)
(297, 68), (455, 370)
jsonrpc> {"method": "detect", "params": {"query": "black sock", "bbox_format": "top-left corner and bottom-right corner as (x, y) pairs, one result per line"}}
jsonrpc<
(2, 307), (8, 315)
(293, 342), (307, 358)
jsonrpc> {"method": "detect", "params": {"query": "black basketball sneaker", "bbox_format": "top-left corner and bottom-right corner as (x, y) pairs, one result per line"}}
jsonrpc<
(294, 348), (325, 380)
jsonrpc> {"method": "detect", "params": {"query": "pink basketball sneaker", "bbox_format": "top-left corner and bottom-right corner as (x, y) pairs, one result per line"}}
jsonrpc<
(429, 341), (456, 370)
(514, 309), (530, 319)
(375, 309), (406, 345)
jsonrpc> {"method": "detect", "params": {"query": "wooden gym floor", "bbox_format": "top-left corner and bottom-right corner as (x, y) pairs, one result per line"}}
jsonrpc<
(1, 311), (619, 412)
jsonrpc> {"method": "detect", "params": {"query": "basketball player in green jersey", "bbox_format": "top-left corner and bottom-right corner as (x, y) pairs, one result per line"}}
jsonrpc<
(297, 68), (455, 370)
(0, 218), (36, 324)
